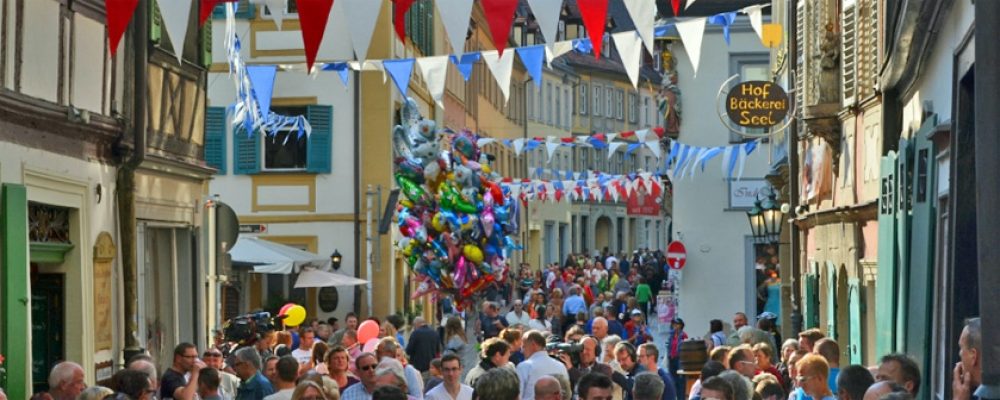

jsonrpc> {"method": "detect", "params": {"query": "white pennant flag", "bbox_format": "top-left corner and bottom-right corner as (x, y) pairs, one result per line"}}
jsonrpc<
(437, 0), (475, 55)
(607, 133), (618, 144)
(685, 0), (699, 9)
(635, 129), (650, 143)
(675, 18), (707, 77)
(262, 0), (287, 30)
(342, 0), (383, 61)
(688, 147), (708, 178)
(481, 50), (515, 103)
(546, 143), (561, 162)
(645, 140), (662, 158)
(416, 56), (449, 107)
(158, 0), (193, 63)
(545, 41), (575, 67)
(526, 0), (562, 44)
(608, 142), (627, 159)
(513, 138), (526, 155)
(612, 31), (643, 89)
(477, 138), (496, 147)
(622, 0), (657, 56)
(744, 5), (767, 42)
(721, 145), (735, 176)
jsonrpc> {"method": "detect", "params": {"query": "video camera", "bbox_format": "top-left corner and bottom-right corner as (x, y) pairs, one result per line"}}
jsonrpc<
(223, 311), (282, 345)
(546, 341), (583, 367)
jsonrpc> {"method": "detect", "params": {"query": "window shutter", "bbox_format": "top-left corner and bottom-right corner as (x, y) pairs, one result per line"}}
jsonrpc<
(842, 1), (857, 107)
(201, 16), (212, 68)
(795, 0), (804, 113)
(233, 127), (260, 175)
(306, 105), (333, 174)
(580, 84), (588, 115)
(592, 86), (600, 117)
(204, 107), (227, 174)
(213, 0), (256, 19)
(804, 272), (820, 329)
(150, 0), (162, 44)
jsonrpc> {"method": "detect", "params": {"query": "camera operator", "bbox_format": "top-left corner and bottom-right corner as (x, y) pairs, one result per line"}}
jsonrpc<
(614, 342), (647, 400)
(516, 330), (569, 400)
(560, 336), (629, 400)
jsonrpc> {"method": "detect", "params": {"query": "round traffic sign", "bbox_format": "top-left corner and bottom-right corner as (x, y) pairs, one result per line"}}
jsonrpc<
(667, 241), (687, 270)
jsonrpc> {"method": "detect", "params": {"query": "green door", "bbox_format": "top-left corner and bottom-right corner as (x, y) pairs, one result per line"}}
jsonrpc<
(31, 274), (64, 394)
(876, 152), (898, 356)
(804, 271), (819, 329)
(826, 262), (837, 340)
(848, 278), (863, 364)
(907, 115), (938, 400)
(895, 138), (913, 353)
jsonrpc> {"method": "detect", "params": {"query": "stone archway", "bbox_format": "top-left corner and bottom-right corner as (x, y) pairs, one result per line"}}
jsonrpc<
(595, 216), (613, 253)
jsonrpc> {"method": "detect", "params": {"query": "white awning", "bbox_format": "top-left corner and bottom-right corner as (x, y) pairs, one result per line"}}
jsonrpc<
(230, 236), (330, 274)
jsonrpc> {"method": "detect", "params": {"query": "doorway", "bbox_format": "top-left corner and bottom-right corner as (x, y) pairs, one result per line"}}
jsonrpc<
(30, 271), (64, 394)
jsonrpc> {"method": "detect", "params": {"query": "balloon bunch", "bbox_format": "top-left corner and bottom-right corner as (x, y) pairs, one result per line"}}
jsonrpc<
(392, 98), (521, 306)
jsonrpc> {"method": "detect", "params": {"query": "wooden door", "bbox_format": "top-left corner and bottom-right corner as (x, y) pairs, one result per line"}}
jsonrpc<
(895, 138), (913, 353)
(907, 115), (938, 399)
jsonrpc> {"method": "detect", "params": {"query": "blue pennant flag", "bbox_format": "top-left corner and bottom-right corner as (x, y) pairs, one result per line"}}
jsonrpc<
(516, 45), (545, 88)
(382, 59), (415, 97)
(323, 62), (351, 86)
(626, 143), (642, 155)
(654, 24), (672, 38)
(708, 12), (737, 45)
(553, 180), (564, 191)
(247, 65), (277, 117)
(588, 137), (608, 149)
(572, 38), (594, 54)
(675, 144), (692, 173)
(503, 139), (512, 147)
(727, 145), (740, 179)
(745, 139), (758, 155)
(700, 147), (724, 171)
(449, 52), (481, 81)
(535, 167), (544, 178)
(666, 140), (680, 167)
(565, 170), (573, 180)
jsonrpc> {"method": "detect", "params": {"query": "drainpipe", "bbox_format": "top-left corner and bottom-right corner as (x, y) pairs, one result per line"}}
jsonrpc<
(118, 0), (148, 363)
(353, 70), (362, 315)
(786, 0), (803, 336)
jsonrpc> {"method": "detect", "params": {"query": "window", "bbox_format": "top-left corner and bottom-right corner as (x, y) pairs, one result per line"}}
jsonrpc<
(579, 84), (588, 115)
(602, 34), (611, 58)
(558, 20), (566, 41)
(616, 90), (624, 120)
(263, 1), (298, 15)
(263, 106), (308, 170)
(528, 83), (535, 120)
(556, 88), (562, 127)
(605, 87), (613, 117)
(629, 93), (638, 123)
(547, 82), (553, 124)
(729, 53), (771, 142)
(593, 85), (601, 116)
(564, 88), (571, 129)
(405, 0), (435, 56)
(842, 0), (857, 106)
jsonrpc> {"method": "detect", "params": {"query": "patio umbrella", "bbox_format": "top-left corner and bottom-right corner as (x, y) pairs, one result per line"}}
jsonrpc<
(294, 268), (369, 288)
(230, 236), (330, 274)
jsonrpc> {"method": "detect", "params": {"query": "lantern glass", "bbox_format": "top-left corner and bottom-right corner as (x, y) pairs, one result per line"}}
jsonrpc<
(746, 200), (765, 242)
(760, 192), (783, 243)
(330, 250), (342, 270)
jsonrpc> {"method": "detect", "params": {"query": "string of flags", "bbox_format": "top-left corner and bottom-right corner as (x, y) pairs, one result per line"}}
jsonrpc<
(496, 171), (665, 204)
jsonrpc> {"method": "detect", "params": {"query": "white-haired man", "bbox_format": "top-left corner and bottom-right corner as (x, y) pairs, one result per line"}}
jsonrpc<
(48, 361), (87, 400)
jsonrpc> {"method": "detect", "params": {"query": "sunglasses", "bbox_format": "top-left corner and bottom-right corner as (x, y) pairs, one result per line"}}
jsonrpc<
(359, 364), (377, 371)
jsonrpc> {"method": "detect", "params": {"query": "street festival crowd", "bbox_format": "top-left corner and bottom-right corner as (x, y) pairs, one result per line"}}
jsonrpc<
(23, 250), (984, 400)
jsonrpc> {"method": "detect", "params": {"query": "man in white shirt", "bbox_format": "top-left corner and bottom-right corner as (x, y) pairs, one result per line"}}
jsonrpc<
(605, 255), (619, 271)
(425, 354), (473, 400)
(290, 328), (316, 365)
(263, 356), (298, 400)
(516, 330), (569, 400)
(506, 300), (532, 328)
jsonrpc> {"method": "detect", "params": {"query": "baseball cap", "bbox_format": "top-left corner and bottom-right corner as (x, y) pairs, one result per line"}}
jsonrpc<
(672, 318), (685, 325)
(757, 311), (778, 320)
(631, 309), (643, 316)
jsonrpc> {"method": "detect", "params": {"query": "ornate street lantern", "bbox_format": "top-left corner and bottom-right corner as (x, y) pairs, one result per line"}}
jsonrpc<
(330, 249), (342, 270)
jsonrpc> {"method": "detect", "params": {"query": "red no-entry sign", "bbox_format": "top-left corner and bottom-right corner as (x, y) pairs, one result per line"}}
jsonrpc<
(667, 241), (687, 270)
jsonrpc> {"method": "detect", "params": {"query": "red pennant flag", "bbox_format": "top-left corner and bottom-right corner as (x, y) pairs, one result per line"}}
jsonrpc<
(671, 0), (681, 16)
(650, 179), (662, 198)
(297, 0), (336, 72)
(577, 0), (609, 59)
(106, 0), (139, 57)
(653, 126), (665, 137)
(560, 137), (575, 143)
(392, 0), (415, 44)
(555, 189), (563, 203)
(481, 0), (519, 56)
(200, 0), (238, 27)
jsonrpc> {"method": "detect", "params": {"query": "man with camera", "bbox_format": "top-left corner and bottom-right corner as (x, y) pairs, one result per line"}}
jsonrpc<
(563, 336), (613, 388)
(516, 330), (569, 400)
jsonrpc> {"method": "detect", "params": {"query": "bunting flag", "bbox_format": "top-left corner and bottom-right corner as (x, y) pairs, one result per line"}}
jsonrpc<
(612, 31), (643, 89)
(526, 0), (562, 44)
(297, 0), (335, 72)
(675, 18), (706, 77)
(383, 59), (415, 97)
(608, 142), (626, 159)
(263, 0), (287, 30)
(481, 50), (515, 102)
(545, 142), (561, 162)
(416, 56), (449, 106)
(246, 65), (277, 117)
(392, 0), (415, 43)
(685, 0), (698, 9)
(516, 45), (545, 88)
(437, 0), (475, 55)
(577, 0), (609, 59)
(482, 0), (519, 55)
(745, 4), (766, 42)
(343, 0), (383, 61)
(645, 140), (662, 158)
(158, 0), (194, 62)
(670, 0), (681, 16)
(106, 0), (140, 57)
(545, 40), (575, 67)
(622, 0), (656, 56)
(708, 12), (737, 45)
(513, 138), (526, 155)
(322, 62), (352, 87)
(199, 0), (234, 27)
(450, 53), (480, 81)
(635, 129), (649, 143)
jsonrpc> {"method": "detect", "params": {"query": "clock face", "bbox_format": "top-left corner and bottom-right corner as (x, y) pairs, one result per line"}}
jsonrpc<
(319, 287), (339, 312)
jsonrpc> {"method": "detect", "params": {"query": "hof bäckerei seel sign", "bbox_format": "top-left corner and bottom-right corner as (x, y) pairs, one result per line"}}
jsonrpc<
(726, 81), (789, 128)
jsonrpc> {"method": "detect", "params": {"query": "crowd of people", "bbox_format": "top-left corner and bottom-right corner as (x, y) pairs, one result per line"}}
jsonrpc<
(17, 248), (985, 400)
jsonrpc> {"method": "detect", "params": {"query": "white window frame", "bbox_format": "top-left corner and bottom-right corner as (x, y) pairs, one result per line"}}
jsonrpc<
(580, 84), (588, 115)
(593, 85), (601, 117)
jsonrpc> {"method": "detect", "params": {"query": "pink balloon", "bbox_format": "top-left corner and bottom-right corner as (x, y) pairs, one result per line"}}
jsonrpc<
(362, 338), (379, 353)
(357, 320), (380, 344)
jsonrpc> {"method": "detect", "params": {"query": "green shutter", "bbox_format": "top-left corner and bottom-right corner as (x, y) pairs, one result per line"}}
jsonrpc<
(205, 107), (227, 174)
(804, 271), (819, 329)
(306, 105), (333, 174)
(848, 278), (863, 364)
(876, 151), (899, 356)
(233, 126), (260, 175)
(213, 0), (256, 19)
(151, 0), (162, 44)
(201, 15), (212, 68)
(2, 184), (30, 400)
(895, 138), (913, 353)
(826, 262), (837, 340)
(907, 115), (938, 393)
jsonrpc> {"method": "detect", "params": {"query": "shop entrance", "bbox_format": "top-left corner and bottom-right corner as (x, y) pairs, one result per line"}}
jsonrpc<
(30, 270), (65, 394)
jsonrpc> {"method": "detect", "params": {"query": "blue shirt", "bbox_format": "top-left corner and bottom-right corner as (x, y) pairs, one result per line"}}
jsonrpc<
(563, 295), (587, 317)
(608, 319), (627, 338)
(656, 368), (678, 400)
(236, 372), (274, 400)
